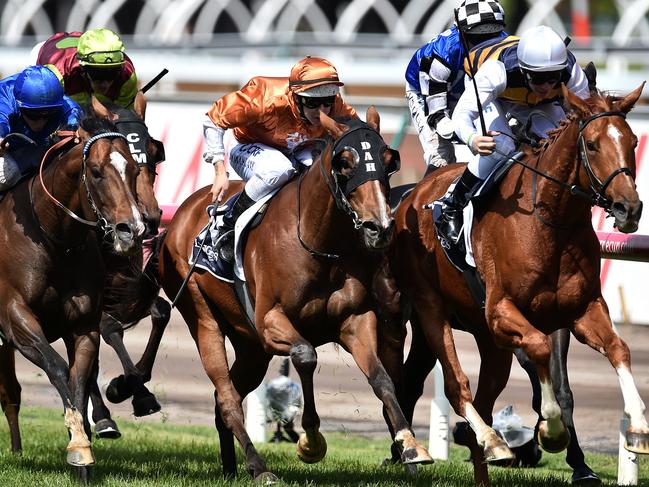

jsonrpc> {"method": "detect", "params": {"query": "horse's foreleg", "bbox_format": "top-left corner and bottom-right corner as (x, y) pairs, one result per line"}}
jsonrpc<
(65, 331), (100, 468)
(262, 307), (326, 464)
(0, 342), (22, 453)
(340, 311), (433, 465)
(100, 312), (161, 417)
(572, 298), (649, 454)
(7, 301), (95, 466)
(491, 298), (570, 453)
(548, 329), (600, 484)
(88, 364), (121, 439)
(134, 296), (171, 381)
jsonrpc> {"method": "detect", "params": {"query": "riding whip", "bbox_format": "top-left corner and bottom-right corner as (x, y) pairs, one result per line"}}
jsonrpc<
(126, 68), (169, 108)
(454, 8), (487, 134)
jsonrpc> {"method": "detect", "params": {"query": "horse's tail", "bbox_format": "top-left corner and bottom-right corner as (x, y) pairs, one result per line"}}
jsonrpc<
(102, 230), (168, 330)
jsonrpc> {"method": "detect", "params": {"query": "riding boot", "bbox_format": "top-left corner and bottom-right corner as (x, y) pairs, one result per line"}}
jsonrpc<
(441, 168), (482, 243)
(215, 190), (255, 263)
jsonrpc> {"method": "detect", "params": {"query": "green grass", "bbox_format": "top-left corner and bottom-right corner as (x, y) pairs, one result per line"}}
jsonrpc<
(0, 407), (646, 486)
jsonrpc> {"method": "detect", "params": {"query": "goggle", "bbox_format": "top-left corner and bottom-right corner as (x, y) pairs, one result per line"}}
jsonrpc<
(84, 66), (121, 82)
(21, 108), (59, 121)
(300, 95), (336, 109)
(523, 69), (562, 86)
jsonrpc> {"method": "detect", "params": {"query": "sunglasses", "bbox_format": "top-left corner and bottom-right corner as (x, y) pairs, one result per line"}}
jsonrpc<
(524, 70), (562, 86)
(300, 96), (336, 109)
(84, 67), (120, 82)
(21, 109), (59, 121)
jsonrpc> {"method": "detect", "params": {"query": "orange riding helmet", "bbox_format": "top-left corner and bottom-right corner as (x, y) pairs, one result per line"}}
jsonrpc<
(288, 56), (344, 97)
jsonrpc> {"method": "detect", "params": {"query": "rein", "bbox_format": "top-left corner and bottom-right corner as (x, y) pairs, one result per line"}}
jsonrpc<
(493, 110), (630, 216)
(34, 130), (128, 236)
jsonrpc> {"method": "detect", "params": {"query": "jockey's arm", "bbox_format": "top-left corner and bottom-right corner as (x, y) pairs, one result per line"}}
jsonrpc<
(566, 59), (590, 100)
(203, 116), (229, 203)
(452, 60), (506, 154)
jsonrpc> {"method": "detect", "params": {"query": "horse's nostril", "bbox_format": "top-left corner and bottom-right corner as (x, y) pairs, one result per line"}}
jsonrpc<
(115, 222), (134, 240)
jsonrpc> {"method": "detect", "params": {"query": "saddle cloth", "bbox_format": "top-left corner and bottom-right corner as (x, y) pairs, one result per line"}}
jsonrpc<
(189, 189), (279, 283)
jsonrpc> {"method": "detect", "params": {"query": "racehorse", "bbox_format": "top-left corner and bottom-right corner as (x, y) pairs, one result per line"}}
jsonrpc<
(0, 93), (169, 449)
(377, 84), (649, 486)
(0, 97), (144, 475)
(87, 92), (170, 437)
(155, 108), (432, 481)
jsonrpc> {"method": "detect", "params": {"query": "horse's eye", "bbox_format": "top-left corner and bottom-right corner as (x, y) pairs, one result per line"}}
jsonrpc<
(90, 166), (102, 179)
(586, 141), (597, 151)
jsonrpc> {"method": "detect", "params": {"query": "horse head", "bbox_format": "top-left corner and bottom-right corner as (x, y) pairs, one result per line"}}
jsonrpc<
(319, 107), (396, 250)
(75, 104), (146, 254)
(92, 93), (164, 238)
(562, 83), (645, 233)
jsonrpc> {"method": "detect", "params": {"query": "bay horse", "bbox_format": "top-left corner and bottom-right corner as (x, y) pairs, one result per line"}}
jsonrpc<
(377, 84), (649, 486)
(0, 93), (169, 448)
(0, 98), (144, 474)
(156, 108), (432, 481)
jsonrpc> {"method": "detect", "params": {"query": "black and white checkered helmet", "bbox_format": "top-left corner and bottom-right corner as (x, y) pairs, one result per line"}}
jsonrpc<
(456, 0), (506, 34)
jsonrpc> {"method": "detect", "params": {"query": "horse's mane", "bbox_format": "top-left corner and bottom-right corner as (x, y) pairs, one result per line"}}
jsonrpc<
(530, 91), (618, 156)
(79, 111), (120, 135)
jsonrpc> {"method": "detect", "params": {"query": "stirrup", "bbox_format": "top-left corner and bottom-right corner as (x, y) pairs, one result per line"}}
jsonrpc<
(214, 229), (234, 263)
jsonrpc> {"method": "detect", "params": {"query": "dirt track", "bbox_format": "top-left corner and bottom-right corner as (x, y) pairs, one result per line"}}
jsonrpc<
(11, 300), (649, 456)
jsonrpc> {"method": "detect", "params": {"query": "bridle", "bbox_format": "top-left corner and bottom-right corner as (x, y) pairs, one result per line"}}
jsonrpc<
(296, 125), (395, 259)
(33, 130), (128, 237)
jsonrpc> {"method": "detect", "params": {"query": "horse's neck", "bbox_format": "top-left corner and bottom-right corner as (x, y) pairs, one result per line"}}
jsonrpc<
(533, 121), (591, 225)
(298, 160), (348, 248)
(32, 147), (89, 241)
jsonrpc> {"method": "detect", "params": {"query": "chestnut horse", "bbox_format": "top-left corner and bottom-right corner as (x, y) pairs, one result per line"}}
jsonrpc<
(378, 85), (649, 486)
(157, 108), (432, 481)
(0, 101), (144, 475)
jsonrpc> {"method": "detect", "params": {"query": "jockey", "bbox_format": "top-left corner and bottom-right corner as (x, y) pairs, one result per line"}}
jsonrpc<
(203, 56), (358, 263)
(405, 0), (507, 170)
(36, 28), (137, 108)
(0, 66), (82, 191)
(440, 25), (590, 243)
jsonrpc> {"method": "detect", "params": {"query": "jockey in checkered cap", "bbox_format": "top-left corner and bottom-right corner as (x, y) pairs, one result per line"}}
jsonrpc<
(405, 0), (506, 171)
(438, 25), (590, 245)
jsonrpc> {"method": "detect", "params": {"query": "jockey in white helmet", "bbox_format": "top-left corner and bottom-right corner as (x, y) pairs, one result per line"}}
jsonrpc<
(438, 25), (590, 245)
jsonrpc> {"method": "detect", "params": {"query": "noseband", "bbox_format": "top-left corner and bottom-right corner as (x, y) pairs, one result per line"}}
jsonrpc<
(577, 111), (632, 210)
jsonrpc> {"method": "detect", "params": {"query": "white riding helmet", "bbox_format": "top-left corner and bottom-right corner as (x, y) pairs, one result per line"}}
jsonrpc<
(517, 26), (567, 72)
(299, 83), (340, 97)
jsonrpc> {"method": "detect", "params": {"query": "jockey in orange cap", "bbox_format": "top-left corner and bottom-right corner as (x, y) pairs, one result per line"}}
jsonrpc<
(203, 56), (358, 263)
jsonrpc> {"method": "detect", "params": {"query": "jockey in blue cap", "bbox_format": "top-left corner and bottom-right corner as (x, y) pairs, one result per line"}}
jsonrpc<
(0, 65), (82, 191)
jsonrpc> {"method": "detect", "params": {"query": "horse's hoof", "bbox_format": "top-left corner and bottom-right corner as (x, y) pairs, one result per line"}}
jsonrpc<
(625, 430), (649, 454)
(253, 472), (279, 484)
(106, 375), (132, 404)
(94, 418), (121, 439)
(66, 447), (96, 466)
(401, 444), (434, 465)
(132, 392), (161, 417)
(572, 466), (601, 486)
(537, 424), (571, 453)
(296, 431), (327, 464)
(484, 443), (515, 463)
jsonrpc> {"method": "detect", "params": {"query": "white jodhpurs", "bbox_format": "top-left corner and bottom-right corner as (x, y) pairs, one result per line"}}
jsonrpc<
(227, 140), (296, 202)
(0, 153), (21, 191)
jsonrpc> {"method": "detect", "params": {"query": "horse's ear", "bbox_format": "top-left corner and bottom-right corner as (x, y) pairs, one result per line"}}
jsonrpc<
(320, 111), (347, 138)
(366, 106), (380, 133)
(616, 82), (645, 114)
(91, 95), (117, 121)
(561, 83), (591, 118)
(133, 91), (147, 120)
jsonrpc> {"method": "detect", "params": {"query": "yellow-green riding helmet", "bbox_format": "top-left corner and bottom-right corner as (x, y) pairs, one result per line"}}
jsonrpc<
(76, 28), (125, 68)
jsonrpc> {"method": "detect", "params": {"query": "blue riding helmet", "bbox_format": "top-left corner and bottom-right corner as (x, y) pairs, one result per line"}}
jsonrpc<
(14, 65), (65, 110)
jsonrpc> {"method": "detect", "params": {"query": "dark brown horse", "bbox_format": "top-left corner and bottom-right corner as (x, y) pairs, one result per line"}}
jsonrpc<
(156, 108), (431, 481)
(0, 94), (169, 449)
(0, 98), (144, 472)
(378, 85), (649, 486)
